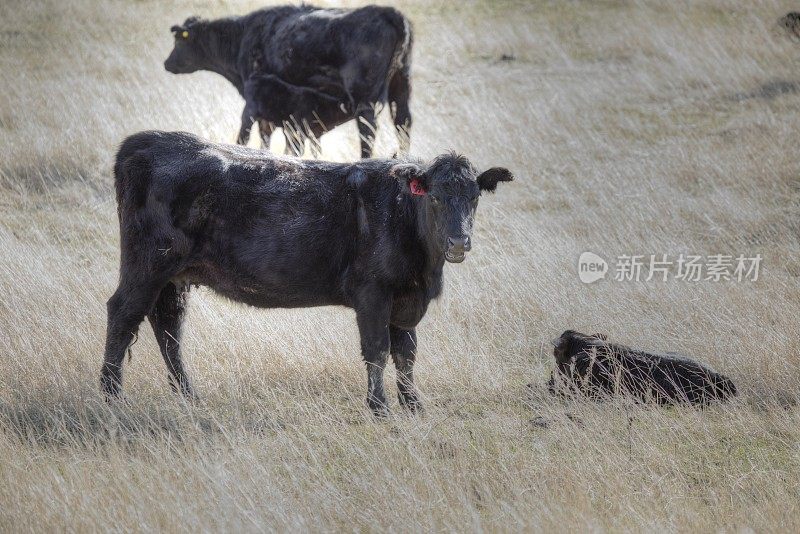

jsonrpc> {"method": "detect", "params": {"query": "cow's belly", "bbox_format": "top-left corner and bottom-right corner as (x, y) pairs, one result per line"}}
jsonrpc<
(174, 261), (345, 310)
(211, 286), (341, 309)
(176, 215), (355, 309)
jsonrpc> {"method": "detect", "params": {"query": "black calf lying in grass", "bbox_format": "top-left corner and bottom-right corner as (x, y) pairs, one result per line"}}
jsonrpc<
(547, 330), (737, 406)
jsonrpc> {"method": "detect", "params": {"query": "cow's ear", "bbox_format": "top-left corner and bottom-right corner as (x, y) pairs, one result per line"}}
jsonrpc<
(391, 163), (429, 196)
(170, 25), (184, 34)
(477, 167), (514, 193)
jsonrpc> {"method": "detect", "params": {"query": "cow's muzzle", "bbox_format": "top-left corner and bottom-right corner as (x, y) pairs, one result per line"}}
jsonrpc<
(164, 59), (184, 74)
(445, 236), (471, 263)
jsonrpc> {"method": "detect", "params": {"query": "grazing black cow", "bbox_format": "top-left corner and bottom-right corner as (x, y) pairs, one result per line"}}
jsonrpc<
(547, 331), (737, 406)
(164, 5), (413, 157)
(241, 73), (351, 158)
(103, 131), (513, 415)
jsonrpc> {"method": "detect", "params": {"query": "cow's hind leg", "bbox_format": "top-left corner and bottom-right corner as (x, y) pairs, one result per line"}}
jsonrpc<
(388, 68), (412, 154)
(390, 326), (421, 413)
(147, 281), (195, 398)
(102, 278), (165, 398)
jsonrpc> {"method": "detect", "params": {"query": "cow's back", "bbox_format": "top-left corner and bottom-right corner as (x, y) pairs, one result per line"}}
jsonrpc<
(652, 352), (737, 403)
(113, 132), (391, 304)
(244, 5), (407, 97)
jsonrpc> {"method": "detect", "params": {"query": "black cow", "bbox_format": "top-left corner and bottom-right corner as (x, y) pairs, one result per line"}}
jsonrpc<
(242, 73), (351, 158)
(547, 331), (737, 406)
(779, 12), (800, 40)
(164, 5), (413, 158)
(103, 131), (513, 415)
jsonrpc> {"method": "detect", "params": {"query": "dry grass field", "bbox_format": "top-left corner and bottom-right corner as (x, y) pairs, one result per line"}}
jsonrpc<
(2, 0), (800, 531)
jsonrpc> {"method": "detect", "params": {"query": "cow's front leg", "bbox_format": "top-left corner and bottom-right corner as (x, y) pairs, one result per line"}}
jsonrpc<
(355, 287), (392, 417)
(390, 326), (421, 412)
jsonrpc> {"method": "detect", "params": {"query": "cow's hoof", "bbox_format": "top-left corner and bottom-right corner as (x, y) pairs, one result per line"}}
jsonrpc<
(368, 398), (390, 419)
(398, 393), (423, 414)
(100, 387), (129, 406)
(100, 379), (122, 402)
(168, 377), (198, 402)
(369, 406), (390, 419)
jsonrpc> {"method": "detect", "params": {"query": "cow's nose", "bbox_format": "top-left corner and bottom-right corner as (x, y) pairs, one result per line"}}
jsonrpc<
(447, 236), (471, 252)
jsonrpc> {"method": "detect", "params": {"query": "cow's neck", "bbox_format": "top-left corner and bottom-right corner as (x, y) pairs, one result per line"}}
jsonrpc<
(201, 18), (245, 94)
(414, 205), (446, 298)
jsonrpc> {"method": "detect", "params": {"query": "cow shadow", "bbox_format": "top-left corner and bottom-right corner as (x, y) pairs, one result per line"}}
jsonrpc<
(0, 392), (286, 450)
(730, 79), (800, 102)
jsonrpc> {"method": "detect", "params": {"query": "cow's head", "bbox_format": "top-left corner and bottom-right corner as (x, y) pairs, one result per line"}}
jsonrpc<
(392, 154), (513, 263)
(779, 12), (800, 41)
(551, 330), (608, 364)
(164, 17), (207, 74)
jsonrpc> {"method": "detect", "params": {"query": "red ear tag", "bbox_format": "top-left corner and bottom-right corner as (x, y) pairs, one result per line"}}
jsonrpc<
(409, 179), (427, 196)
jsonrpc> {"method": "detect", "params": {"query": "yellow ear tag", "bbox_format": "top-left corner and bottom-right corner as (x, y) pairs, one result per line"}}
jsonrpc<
(181, 31), (189, 38)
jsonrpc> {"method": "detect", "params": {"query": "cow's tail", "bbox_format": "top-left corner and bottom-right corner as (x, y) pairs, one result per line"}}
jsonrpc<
(386, 11), (413, 153)
(113, 132), (156, 224)
(387, 11), (413, 80)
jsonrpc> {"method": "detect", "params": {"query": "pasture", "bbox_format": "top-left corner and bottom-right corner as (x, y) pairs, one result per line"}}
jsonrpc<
(2, 0), (800, 530)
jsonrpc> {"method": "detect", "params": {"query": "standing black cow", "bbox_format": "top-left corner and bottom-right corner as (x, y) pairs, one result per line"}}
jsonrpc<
(547, 331), (737, 406)
(164, 5), (413, 158)
(103, 131), (512, 415)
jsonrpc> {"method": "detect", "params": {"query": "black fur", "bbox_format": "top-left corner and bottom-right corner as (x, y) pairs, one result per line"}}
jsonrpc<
(102, 131), (513, 415)
(241, 74), (351, 158)
(780, 12), (800, 40)
(164, 4), (413, 157)
(547, 330), (737, 406)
